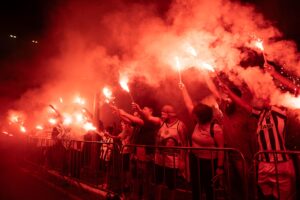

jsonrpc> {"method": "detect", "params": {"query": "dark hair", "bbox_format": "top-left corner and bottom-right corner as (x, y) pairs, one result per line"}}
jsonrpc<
(192, 103), (213, 124)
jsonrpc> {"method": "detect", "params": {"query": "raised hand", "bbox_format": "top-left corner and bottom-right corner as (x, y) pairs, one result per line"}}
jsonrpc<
(132, 102), (141, 112)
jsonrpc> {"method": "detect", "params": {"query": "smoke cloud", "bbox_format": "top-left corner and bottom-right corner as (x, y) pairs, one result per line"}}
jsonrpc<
(4, 0), (300, 134)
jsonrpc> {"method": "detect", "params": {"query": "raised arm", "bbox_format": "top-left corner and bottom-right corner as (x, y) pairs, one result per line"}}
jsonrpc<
(178, 82), (194, 115)
(119, 109), (144, 126)
(109, 104), (144, 125)
(132, 102), (162, 126)
(221, 83), (253, 113)
(213, 124), (225, 175)
(204, 72), (222, 99)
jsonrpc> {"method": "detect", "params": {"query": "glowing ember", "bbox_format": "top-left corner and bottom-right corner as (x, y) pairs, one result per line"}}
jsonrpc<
(74, 96), (86, 105)
(119, 77), (130, 93)
(48, 118), (57, 125)
(20, 126), (26, 133)
(36, 125), (44, 130)
(83, 122), (97, 131)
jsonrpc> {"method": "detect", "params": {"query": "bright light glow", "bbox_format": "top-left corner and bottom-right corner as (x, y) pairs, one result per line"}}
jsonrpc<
(202, 62), (215, 72)
(74, 96), (85, 105)
(75, 113), (84, 123)
(36, 125), (44, 130)
(175, 56), (181, 70)
(83, 122), (96, 131)
(20, 126), (26, 133)
(185, 44), (197, 56)
(282, 96), (300, 109)
(119, 77), (130, 93)
(10, 115), (19, 123)
(254, 39), (264, 51)
(63, 115), (73, 125)
(102, 87), (113, 102)
(59, 97), (63, 103)
(48, 118), (57, 125)
(32, 40), (38, 44)
(2, 131), (8, 135)
(9, 34), (17, 38)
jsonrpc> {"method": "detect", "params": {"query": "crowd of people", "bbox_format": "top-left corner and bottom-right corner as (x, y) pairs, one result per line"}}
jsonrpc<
(29, 62), (299, 200)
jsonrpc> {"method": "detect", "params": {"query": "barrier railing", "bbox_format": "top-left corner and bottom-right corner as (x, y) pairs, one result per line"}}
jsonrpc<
(120, 144), (249, 200)
(29, 137), (300, 200)
(253, 150), (300, 200)
(25, 137), (121, 193)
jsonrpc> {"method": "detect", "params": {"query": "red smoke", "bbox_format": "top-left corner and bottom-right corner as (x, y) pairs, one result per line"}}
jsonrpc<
(3, 0), (300, 134)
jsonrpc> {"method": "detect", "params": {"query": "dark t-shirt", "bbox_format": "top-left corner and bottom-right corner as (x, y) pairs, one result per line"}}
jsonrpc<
(131, 121), (158, 154)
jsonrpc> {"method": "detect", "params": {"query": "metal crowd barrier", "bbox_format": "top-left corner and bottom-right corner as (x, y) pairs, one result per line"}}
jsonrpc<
(25, 136), (122, 193)
(26, 137), (286, 200)
(120, 144), (249, 200)
(253, 150), (300, 200)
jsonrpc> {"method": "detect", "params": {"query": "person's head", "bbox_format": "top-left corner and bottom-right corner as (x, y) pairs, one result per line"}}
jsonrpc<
(161, 105), (177, 121)
(120, 120), (131, 132)
(105, 126), (114, 135)
(142, 106), (153, 116)
(192, 103), (213, 124)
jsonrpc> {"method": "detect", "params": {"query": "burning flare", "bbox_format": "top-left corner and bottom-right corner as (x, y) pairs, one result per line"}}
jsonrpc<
(119, 76), (130, 93)
(48, 118), (57, 125)
(175, 56), (183, 83)
(74, 96), (86, 105)
(201, 62), (215, 72)
(20, 126), (26, 133)
(102, 87), (114, 103)
(254, 39), (264, 51)
(119, 75), (135, 102)
(83, 122), (97, 131)
(36, 125), (44, 130)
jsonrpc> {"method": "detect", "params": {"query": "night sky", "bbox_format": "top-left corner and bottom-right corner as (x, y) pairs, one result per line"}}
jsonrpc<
(1, 0), (300, 112)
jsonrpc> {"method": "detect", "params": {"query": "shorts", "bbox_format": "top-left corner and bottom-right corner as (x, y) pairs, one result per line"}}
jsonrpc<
(258, 159), (296, 200)
(154, 164), (178, 190)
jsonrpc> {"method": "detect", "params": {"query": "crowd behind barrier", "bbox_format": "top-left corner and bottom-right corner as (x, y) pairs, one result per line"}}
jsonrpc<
(24, 136), (300, 200)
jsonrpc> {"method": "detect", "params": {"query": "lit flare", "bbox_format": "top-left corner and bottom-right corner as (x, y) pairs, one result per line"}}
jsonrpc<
(119, 77), (130, 93)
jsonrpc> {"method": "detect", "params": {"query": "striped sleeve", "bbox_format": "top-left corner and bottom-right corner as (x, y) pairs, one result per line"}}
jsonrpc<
(271, 106), (287, 119)
(251, 108), (262, 118)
